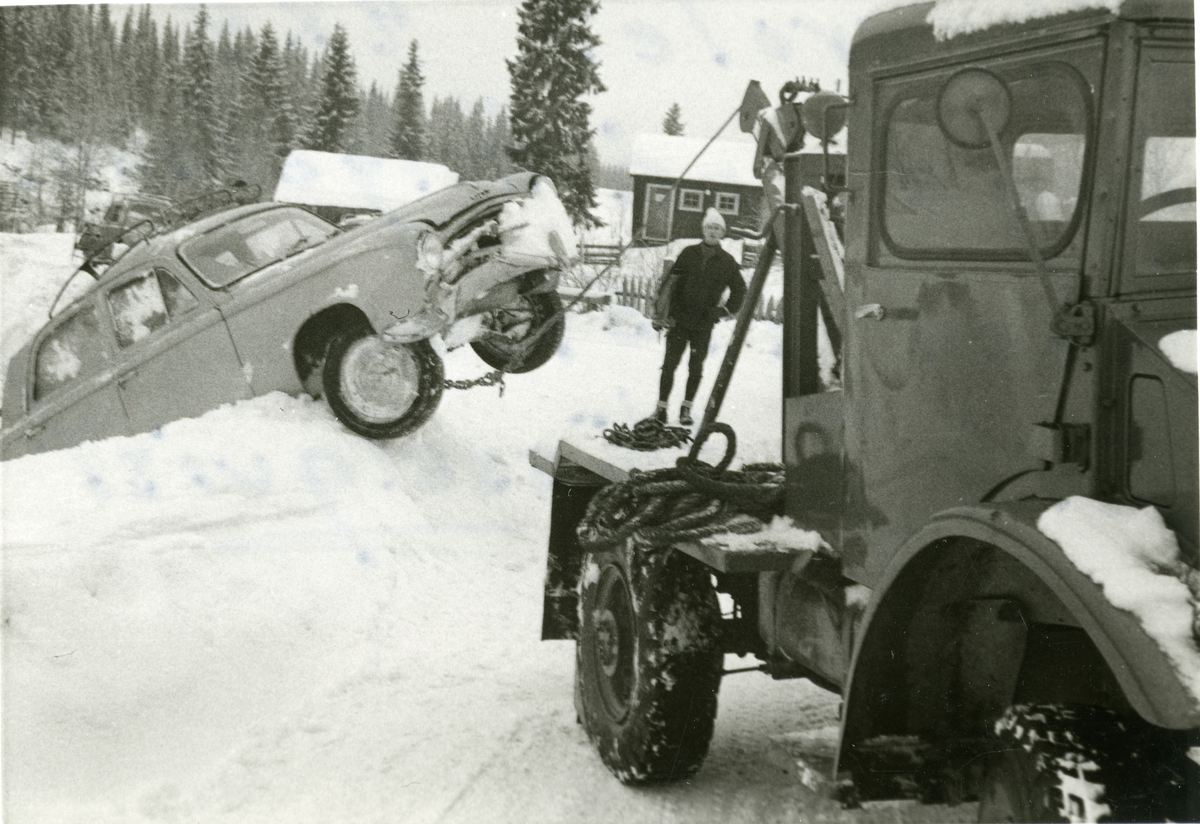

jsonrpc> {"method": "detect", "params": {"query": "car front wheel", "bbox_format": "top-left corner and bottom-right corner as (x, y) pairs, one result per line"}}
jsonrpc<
(470, 290), (564, 374)
(323, 331), (444, 439)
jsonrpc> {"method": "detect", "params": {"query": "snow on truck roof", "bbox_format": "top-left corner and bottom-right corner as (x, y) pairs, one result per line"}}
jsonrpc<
(860, 0), (1189, 45)
(273, 150), (460, 213)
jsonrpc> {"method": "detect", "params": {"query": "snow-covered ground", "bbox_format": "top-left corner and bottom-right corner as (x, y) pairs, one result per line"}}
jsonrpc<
(4, 232), (963, 823)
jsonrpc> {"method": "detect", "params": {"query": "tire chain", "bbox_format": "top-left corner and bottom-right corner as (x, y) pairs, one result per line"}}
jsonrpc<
(443, 370), (505, 396)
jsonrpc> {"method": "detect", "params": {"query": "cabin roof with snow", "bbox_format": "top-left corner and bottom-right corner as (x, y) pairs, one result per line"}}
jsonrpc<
(273, 150), (460, 213)
(629, 135), (761, 188)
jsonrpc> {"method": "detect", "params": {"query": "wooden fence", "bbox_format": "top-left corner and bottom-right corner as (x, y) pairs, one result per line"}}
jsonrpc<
(581, 243), (623, 266)
(612, 275), (783, 324)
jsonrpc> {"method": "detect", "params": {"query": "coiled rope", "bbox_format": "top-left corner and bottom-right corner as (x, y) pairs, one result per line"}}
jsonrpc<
(578, 422), (784, 549)
(602, 417), (692, 451)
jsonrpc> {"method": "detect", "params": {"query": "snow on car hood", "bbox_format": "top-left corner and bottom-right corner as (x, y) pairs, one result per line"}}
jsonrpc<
(497, 181), (578, 263)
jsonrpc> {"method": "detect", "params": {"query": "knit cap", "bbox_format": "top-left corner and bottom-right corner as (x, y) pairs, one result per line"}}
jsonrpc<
(702, 207), (726, 230)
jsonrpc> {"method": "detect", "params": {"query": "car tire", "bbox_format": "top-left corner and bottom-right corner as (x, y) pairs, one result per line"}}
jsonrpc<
(576, 538), (723, 784)
(323, 331), (444, 439)
(978, 704), (1183, 823)
(470, 290), (564, 374)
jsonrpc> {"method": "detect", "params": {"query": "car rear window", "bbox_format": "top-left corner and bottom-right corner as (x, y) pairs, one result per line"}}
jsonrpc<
(179, 207), (337, 287)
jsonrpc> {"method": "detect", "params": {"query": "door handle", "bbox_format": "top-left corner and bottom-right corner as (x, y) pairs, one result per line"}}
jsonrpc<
(855, 303), (886, 321)
(116, 370), (137, 386)
(24, 424), (44, 438)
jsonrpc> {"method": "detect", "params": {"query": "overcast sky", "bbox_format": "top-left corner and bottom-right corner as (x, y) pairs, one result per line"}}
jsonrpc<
(117, 0), (892, 165)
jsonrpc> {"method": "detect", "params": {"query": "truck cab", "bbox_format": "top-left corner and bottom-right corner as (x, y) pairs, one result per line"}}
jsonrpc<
(533, 3), (1196, 819)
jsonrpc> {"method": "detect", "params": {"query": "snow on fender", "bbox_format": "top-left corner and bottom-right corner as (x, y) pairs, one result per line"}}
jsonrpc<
(1037, 496), (1200, 705)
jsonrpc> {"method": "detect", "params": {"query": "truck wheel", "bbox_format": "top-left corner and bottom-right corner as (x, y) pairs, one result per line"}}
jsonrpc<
(323, 331), (444, 439)
(978, 704), (1178, 823)
(470, 291), (564, 373)
(576, 539), (723, 784)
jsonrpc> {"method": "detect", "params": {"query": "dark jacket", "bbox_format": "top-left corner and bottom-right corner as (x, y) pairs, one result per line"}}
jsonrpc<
(667, 242), (747, 330)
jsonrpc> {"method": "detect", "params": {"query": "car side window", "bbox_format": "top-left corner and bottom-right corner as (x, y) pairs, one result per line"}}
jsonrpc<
(157, 269), (199, 316)
(34, 303), (109, 400)
(107, 269), (198, 349)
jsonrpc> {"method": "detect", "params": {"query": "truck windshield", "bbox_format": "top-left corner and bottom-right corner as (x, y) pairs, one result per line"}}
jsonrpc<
(880, 51), (1097, 261)
(1127, 44), (1195, 279)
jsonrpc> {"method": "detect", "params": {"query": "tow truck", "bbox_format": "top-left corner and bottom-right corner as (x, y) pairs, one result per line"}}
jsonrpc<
(530, 2), (1198, 820)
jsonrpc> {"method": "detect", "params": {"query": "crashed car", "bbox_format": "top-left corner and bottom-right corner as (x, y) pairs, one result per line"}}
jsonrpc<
(2, 173), (572, 460)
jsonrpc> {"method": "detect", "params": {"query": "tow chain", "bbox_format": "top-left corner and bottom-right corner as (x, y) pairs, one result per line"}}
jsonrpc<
(603, 417), (692, 451)
(444, 370), (506, 396)
(579, 422), (784, 549)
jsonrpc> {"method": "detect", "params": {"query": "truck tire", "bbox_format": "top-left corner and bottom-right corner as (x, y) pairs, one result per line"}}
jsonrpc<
(576, 539), (723, 784)
(323, 331), (444, 439)
(470, 291), (564, 373)
(978, 704), (1182, 823)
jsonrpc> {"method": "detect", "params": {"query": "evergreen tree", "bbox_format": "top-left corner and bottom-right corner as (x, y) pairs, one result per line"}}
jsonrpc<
(389, 39), (426, 161)
(482, 107), (515, 179)
(463, 99), (487, 180)
(506, 0), (605, 226)
(662, 102), (684, 136)
(181, 7), (228, 187)
(247, 23), (296, 173)
(302, 23), (359, 153)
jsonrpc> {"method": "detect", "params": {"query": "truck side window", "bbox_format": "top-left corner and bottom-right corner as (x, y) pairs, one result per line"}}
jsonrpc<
(880, 58), (1093, 260)
(34, 304), (108, 400)
(1129, 48), (1195, 278)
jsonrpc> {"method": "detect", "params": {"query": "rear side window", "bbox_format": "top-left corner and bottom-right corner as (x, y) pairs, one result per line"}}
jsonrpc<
(34, 304), (108, 400)
(878, 46), (1099, 261)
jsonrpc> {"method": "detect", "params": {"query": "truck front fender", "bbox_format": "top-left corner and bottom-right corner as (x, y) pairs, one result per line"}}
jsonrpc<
(838, 500), (1199, 779)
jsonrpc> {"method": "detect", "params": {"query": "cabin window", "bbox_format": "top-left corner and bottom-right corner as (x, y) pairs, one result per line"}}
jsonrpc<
(679, 189), (703, 212)
(716, 192), (740, 215)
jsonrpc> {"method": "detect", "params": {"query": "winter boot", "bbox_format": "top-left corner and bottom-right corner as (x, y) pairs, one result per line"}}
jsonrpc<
(679, 401), (694, 427)
(653, 401), (668, 424)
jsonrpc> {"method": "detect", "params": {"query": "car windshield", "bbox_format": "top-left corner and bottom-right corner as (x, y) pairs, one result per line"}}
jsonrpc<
(179, 207), (337, 287)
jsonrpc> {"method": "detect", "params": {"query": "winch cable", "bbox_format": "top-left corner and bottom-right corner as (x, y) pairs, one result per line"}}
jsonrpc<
(578, 422), (785, 550)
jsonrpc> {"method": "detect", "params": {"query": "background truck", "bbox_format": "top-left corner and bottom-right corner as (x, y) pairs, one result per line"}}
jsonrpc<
(530, 2), (1198, 821)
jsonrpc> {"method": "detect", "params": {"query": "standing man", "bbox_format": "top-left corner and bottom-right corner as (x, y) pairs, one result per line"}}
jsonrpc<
(654, 207), (747, 426)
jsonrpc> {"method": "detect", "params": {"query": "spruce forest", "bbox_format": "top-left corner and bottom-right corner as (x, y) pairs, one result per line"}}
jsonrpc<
(0, 3), (627, 232)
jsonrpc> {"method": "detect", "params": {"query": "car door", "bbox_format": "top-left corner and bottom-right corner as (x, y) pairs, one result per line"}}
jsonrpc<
(104, 265), (251, 435)
(11, 298), (130, 458)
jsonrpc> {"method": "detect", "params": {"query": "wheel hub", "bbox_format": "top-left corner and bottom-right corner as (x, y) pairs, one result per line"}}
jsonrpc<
(340, 336), (420, 423)
(593, 567), (635, 720)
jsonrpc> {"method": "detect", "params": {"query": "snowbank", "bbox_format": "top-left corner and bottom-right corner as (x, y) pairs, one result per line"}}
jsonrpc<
(1, 224), (788, 820)
(1038, 496), (1200, 704)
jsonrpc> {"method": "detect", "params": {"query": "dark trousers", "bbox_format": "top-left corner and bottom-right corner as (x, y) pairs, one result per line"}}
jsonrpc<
(658, 324), (713, 403)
